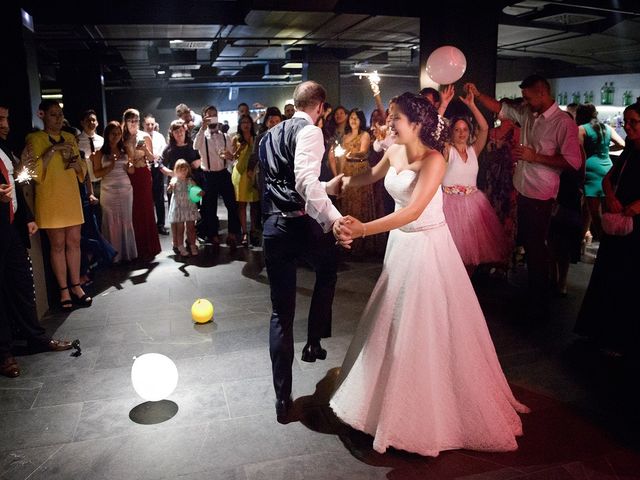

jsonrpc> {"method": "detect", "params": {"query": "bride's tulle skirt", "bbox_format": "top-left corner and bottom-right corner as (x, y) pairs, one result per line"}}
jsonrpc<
(330, 224), (528, 457)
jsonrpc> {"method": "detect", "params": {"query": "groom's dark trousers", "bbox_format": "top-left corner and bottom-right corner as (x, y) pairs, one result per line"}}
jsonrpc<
(263, 213), (337, 402)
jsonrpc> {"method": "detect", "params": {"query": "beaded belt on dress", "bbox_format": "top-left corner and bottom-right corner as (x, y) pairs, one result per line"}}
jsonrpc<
(400, 221), (447, 232)
(443, 185), (478, 195)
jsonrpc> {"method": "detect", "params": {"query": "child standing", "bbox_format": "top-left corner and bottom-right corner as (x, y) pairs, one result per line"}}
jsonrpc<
(168, 159), (201, 257)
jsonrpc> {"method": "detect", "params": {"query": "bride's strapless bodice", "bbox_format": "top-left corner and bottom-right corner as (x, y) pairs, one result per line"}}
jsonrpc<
(384, 166), (446, 231)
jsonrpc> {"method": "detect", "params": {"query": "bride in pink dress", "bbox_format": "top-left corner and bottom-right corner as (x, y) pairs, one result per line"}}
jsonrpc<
(330, 92), (528, 457)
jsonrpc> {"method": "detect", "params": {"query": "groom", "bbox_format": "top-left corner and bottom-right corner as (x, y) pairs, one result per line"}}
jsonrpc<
(259, 81), (345, 423)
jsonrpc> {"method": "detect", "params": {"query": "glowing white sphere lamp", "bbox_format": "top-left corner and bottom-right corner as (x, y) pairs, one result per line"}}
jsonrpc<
(131, 353), (179, 402)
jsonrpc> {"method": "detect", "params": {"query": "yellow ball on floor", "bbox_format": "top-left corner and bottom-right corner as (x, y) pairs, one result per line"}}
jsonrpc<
(191, 299), (214, 324)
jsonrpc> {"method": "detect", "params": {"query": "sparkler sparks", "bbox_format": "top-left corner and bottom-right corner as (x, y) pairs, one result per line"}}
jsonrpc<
(15, 167), (35, 184)
(334, 144), (346, 157)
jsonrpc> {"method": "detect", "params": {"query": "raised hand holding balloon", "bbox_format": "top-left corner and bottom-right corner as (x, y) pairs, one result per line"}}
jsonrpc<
(426, 46), (467, 85)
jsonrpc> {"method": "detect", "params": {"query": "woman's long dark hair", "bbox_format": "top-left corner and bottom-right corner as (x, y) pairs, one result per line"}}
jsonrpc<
(394, 92), (449, 153)
(100, 121), (124, 156)
(345, 108), (367, 135)
(235, 114), (256, 146)
(168, 120), (192, 147)
(576, 103), (605, 145)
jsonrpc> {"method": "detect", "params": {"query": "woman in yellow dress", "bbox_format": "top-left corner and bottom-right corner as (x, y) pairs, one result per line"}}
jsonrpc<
(25, 99), (90, 309)
(231, 114), (259, 247)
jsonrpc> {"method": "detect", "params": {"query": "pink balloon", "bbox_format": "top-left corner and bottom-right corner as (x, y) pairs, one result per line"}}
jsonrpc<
(425, 46), (467, 85)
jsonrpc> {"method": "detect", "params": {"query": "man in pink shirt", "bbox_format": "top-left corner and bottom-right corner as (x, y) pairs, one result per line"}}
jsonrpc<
(467, 76), (581, 319)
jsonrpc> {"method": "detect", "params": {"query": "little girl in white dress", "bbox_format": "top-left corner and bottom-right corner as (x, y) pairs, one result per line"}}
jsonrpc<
(167, 159), (201, 257)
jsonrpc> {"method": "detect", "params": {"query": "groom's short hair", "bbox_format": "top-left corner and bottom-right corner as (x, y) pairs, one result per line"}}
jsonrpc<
(293, 81), (326, 110)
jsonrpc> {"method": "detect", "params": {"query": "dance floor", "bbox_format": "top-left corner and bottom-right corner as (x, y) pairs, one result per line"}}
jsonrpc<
(1, 217), (639, 479)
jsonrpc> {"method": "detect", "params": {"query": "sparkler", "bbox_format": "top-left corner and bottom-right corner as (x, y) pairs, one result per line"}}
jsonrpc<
(15, 167), (35, 184)
(368, 71), (381, 97)
(334, 144), (346, 157)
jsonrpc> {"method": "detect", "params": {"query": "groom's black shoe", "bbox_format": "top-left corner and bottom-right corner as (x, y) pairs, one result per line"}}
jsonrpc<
(301, 343), (327, 363)
(275, 397), (294, 424)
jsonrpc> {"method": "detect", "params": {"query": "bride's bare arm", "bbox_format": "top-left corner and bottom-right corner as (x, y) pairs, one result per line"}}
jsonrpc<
(345, 151), (446, 238)
(343, 144), (396, 189)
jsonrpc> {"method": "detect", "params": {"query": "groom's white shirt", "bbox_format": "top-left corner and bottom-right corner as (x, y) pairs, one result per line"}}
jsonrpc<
(292, 111), (341, 233)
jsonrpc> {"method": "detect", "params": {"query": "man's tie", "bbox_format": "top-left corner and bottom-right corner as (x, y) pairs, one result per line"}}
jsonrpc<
(89, 136), (95, 153)
(0, 159), (14, 224)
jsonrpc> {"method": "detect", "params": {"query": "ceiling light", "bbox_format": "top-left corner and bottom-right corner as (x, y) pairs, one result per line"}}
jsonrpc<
(170, 71), (192, 79)
(282, 62), (303, 69)
(157, 70), (166, 75)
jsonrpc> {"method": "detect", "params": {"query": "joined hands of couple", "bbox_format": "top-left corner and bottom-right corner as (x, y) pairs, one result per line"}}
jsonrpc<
(324, 173), (365, 249)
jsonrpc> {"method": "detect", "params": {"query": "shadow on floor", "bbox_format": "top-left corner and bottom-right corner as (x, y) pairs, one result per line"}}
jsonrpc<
(290, 368), (640, 479)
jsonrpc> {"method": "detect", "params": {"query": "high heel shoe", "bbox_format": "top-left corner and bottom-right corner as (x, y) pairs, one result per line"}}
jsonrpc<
(59, 286), (74, 310)
(241, 233), (249, 247)
(70, 284), (92, 308)
(584, 231), (593, 245)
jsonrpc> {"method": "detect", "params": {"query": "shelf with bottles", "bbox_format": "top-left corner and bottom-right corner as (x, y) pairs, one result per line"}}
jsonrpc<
(556, 84), (636, 108)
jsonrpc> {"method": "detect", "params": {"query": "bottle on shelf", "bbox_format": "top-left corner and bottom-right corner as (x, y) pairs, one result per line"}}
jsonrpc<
(589, 90), (594, 103)
(572, 91), (581, 104)
(583, 91), (590, 104)
(607, 82), (615, 105)
(601, 82), (609, 105)
(562, 92), (568, 105)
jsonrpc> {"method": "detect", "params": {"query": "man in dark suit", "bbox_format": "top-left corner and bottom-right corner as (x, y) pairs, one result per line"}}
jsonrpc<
(258, 82), (345, 423)
(0, 101), (72, 378)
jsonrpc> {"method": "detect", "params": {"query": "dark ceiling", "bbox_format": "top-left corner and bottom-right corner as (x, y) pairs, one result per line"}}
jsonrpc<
(21, 0), (640, 91)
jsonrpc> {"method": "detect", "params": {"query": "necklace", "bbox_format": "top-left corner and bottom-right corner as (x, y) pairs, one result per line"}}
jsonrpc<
(48, 134), (65, 145)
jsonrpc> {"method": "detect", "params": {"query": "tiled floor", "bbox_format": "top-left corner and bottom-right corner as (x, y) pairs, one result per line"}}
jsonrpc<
(1, 228), (639, 479)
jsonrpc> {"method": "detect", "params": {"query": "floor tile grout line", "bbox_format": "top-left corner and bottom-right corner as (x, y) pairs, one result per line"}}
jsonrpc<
(24, 443), (64, 480)
(221, 383), (232, 420)
(29, 382), (44, 410)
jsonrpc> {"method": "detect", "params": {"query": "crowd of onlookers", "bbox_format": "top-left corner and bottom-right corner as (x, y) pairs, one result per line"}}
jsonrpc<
(2, 73), (640, 378)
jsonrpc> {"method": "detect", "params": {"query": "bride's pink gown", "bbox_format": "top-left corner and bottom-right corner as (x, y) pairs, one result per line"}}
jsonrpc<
(330, 166), (529, 457)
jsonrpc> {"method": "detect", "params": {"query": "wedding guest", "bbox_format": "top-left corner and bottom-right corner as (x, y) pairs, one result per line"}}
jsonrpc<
(92, 121), (137, 263)
(231, 114), (259, 247)
(167, 159), (201, 257)
(175, 103), (202, 136)
(575, 102), (640, 357)
(193, 105), (240, 248)
(122, 108), (161, 261)
(468, 76), (581, 320)
(330, 108), (384, 257)
(143, 113), (169, 235)
(0, 100), (73, 378)
(442, 89), (509, 274)
(26, 99), (91, 309)
(575, 103), (625, 243)
(76, 109), (104, 198)
(478, 101), (521, 250)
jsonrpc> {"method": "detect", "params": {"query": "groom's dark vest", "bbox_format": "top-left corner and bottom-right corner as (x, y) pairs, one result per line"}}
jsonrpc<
(258, 116), (309, 216)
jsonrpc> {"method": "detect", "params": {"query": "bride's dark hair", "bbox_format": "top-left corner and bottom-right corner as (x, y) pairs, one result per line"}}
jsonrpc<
(395, 92), (449, 153)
